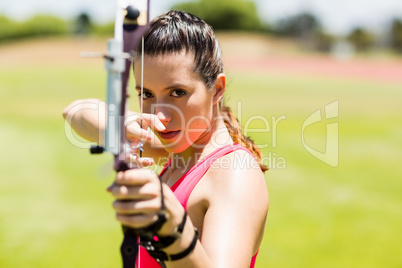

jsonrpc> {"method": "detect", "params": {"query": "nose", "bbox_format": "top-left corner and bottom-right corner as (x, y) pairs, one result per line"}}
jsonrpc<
(156, 111), (170, 124)
(152, 104), (172, 124)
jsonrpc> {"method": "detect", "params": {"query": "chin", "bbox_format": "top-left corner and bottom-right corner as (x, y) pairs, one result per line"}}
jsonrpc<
(160, 133), (204, 154)
(161, 139), (194, 154)
(163, 144), (189, 154)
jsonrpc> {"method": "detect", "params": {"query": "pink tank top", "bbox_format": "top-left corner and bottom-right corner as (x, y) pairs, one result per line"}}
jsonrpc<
(137, 144), (259, 267)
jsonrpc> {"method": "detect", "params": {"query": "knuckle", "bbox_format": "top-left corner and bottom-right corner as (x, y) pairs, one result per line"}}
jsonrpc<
(113, 201), (125, 212)
(151, 198), (162, 211)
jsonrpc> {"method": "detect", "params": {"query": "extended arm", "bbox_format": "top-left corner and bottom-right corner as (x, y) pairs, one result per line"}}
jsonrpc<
(63, 99), (105, 144)
(63, 98), (169, 161)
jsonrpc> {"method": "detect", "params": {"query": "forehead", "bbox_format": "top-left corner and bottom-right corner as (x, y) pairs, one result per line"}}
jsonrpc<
(134, 51), (203, 90)
(134, 51), (193, 75)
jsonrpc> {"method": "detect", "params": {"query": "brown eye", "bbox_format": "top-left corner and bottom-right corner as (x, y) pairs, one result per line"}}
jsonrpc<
(139, 91), (153, 99)
(171, 89), (186, 97)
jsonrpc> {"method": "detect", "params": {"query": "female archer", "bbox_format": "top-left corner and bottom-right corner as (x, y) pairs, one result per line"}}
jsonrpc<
(63, 10), (269, 268)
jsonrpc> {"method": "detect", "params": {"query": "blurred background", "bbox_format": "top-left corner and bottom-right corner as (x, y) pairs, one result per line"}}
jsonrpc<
(1, 0), (401, 267)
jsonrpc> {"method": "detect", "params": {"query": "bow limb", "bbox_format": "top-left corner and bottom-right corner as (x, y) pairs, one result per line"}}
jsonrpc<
(102, 0), (150, 169)
(89, 1), (151, 267)
(119, 2), (151, 268)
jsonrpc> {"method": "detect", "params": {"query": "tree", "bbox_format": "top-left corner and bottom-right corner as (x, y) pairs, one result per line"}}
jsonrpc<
(390, 18), (402, 53)
(315, 31), (336, 52)
(274, 12), (321, 39)
(172, 0), (264, 31)
(0, 16), (18, 41)
(273, 12), (333, 51)
(347, 27), (376, 51)
(74, 12), (93, 35)
(0, 15), (68, 41)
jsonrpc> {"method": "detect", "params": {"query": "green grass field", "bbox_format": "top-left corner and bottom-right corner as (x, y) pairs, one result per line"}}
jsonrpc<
(1, 37), (401, 267)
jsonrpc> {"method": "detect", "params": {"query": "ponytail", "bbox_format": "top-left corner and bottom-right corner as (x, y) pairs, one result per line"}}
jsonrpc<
(221, 105), (269, 173)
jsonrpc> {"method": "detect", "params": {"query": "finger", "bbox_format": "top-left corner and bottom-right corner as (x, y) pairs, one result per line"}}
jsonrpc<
(125, 153), (142, 169)
(108, 184), (157, 200)
(126, 155), (154, 168)
(140, 114), (166, 132)
(113, 198), (161, 214)
(138, 157), (154, 167)
(126, 123), (152, 142)
(126, 122), (151, 141)
(116, 212), (158, 229)
(115, 168), (158, 186)
(125, 113), (150, 140)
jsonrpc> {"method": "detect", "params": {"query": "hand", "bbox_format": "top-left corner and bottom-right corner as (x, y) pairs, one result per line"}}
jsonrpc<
(108, 168), (162, 228)
(107, 168), (184, 235)
(125, 112), (166, 146)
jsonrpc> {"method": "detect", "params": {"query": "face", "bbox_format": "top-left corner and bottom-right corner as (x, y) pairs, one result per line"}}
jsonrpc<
(134, 51), (216, 154)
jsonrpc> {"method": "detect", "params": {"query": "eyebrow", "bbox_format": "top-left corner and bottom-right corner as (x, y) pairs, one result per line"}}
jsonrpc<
(135, 86), (151, 92)
(135, 83), (188, 92)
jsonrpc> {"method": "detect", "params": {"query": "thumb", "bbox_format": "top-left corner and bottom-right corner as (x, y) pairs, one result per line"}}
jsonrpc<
(141, 114), (166, 132)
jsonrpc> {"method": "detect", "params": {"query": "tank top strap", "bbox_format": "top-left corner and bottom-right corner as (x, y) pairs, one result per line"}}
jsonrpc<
(154, 144), (258, 267)
(169, 143), (253, 209)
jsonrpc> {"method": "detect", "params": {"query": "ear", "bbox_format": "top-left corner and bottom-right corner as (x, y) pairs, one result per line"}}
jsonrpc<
(213, 73), (226, 105)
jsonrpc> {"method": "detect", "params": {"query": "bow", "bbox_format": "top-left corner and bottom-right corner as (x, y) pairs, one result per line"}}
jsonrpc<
(85, 0), (151, 267)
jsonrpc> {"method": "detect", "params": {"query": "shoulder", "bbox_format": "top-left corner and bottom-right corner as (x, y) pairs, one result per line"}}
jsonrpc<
(189, 149), (269, 259)
(205, 149), (267, 197)
(188, 148), (268, 214)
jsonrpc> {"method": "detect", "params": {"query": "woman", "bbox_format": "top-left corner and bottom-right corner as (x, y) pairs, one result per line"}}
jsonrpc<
(63, 10), (268, 268)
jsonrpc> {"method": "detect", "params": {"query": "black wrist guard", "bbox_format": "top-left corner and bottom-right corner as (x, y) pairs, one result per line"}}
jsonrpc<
(140, 211), (198, 264)
(141, 210), (187, 249)
(144, 227), (199, 264)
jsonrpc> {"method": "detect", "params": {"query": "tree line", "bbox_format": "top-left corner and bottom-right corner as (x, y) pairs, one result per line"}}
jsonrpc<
(0, 14), (114, 42)
(1, 0), (401, 54)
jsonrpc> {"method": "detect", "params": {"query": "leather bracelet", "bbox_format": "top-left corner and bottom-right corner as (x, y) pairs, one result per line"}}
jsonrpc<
(142, 210), (199, 263)
(141, 210), (187, 250)
(171, 210), (187, 238)
(146, 227), (199, 263)
(167, 227), (198, 261)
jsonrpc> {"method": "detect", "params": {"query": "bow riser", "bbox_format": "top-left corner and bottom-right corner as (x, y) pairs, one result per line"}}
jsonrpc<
(89, 1), (151, 267)
(102, 0), (150, 164)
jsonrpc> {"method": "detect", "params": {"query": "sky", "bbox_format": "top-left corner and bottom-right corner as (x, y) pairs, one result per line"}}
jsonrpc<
(1, 0), (402, 34)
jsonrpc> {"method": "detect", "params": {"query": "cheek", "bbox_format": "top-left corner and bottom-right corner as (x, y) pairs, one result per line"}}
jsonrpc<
(184, 102), (213, 130)
(186, 113), (211, 130)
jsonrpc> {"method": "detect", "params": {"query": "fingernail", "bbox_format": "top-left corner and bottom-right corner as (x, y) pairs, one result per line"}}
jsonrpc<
(157, 123), (166, 130)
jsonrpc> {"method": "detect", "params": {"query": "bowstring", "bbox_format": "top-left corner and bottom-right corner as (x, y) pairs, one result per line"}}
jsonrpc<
(138, 35), (145, 268)
(139, 36), (145, 159)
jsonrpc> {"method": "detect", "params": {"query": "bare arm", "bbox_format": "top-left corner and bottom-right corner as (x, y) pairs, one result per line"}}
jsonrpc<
(62, 98), (169, 161)
(199, 151), (269, 267)
(110, 150), (268, 268)
(63, 99), (106, 144)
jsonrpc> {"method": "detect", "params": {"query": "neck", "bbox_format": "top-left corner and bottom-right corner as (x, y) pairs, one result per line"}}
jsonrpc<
(164, 116), (232, 185)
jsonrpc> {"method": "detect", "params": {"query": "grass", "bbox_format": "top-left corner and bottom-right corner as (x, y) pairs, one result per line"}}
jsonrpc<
(224, 73), (402, 268)
(0, 37), (401, 267)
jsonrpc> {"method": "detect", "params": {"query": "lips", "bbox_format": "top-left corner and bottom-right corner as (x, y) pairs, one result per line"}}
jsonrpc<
(157, 130), (181, 140)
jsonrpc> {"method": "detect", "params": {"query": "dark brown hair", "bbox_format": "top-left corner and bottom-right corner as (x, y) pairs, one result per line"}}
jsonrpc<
(137, 10), (268, 172)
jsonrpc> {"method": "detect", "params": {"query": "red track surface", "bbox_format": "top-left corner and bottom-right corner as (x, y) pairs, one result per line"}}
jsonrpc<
(224, 55), (402, 84)
(1, 38), (401, 84)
